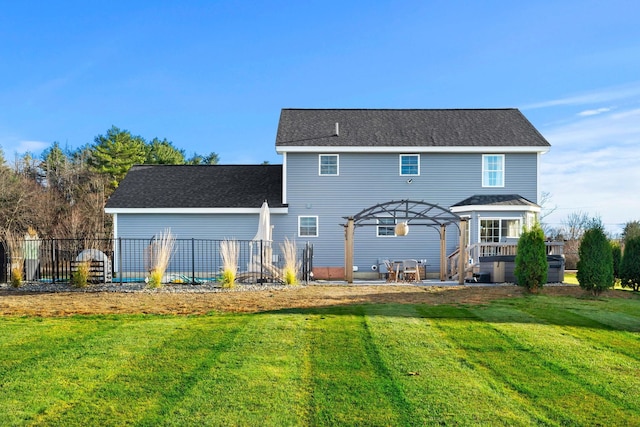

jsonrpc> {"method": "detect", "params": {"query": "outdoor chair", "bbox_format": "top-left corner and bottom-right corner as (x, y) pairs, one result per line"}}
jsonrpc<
(402, 259), (420, 282)
(383, 260), (398, 282)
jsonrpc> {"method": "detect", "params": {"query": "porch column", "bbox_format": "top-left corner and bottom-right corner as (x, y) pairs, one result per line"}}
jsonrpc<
(439, 224), (446, 281)
(458, 218), (468, 285)
(344, 217), (354, 283)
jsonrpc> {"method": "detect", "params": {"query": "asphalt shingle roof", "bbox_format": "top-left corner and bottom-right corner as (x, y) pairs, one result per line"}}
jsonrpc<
(105, 164), (284, 209)
(451, 194), (539, 208)
(276, 109), (550, 148)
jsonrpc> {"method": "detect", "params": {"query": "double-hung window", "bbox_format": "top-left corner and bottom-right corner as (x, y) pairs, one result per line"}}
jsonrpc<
(482, 154), (504, 187)
(377, 218), (396, 237)
(319, 154), (339, 176)
(298, 216), (318, 237)
(400, 154), (419, 176)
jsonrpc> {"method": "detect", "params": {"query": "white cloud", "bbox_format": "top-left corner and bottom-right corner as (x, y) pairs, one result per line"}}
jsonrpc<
(0, 140), (49, 156)
(539, 107), (640, 235)
(577, 107), (611, 116)
(522, 81), (640, 110)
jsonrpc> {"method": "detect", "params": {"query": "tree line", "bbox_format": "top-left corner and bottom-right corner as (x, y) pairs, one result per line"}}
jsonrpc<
(0, 126), (219, 239)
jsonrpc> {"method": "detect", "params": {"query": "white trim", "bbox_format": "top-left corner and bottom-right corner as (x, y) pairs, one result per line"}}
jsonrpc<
(112, 213), (118, 239)
(451, 204), (540, 213)
(105, 207), (289, 214)
(298, 215), (319, 237)
(318, 154), (339, 176)
(482, 154), (505, 188)
(276, 145), (549, 154)
(399, 154), (420, 176)
(282, 152), (288, 204)
(376, 217), (397, 237)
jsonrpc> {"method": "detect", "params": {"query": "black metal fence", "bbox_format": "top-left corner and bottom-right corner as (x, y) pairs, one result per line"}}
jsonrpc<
(1, 238), (314, 286)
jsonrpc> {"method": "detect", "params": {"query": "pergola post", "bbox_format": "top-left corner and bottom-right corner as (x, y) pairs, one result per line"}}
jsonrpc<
(439, 224), (446, 281)
(458, 218), (468, 285)
(344, 217), (354, 283)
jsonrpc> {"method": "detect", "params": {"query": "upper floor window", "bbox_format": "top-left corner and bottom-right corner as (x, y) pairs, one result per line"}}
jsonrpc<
(298, 216), (318, 237)
(319, 154), (339, 176)
(483, 154), (504, 187)
(400, 154), (420, 176)
(377, 218), (396, 237)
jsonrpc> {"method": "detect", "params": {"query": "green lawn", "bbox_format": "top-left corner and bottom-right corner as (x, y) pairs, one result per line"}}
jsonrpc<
(1, 294), (639, 426)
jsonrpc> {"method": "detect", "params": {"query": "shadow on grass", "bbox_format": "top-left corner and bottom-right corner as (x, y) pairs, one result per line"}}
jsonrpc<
(262, 291), (640, 332)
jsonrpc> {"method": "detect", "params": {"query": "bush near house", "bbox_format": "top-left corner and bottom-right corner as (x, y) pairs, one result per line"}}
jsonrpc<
(620, 236), (640, 291)
(577, 223), (614, 296)
(514, 223), (548, 292)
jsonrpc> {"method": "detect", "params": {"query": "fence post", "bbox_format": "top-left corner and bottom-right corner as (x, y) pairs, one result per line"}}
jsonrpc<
(118, 238), (123, 286)
(191, 238), (195, 285)
(260, 239), (264, 283)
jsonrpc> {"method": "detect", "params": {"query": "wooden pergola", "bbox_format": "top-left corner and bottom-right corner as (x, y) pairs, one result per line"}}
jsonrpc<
(342, 200), (468, 284)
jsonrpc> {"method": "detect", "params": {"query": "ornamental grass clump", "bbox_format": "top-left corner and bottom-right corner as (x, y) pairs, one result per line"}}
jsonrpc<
(4, 230), (24, 288)
(146, 229), (175, 288)
(71, 260), (90, 288)
(280, 237), (300, 285)
(220, 239), (239, 288)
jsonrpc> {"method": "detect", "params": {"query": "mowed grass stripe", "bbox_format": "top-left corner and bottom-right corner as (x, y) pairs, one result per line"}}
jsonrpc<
(452, 303), (640, 426)
(386, 305), (549, 425)
(0, 316), (160, 425)
(304, 311), (406, 426)
(41, 314), (251, 426)
(472, 300), (640, 414)
(158, 313), (310, 426)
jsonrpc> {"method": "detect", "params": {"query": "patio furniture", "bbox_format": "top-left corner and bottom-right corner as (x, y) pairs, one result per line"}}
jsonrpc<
(383, 260), (399, 282)
(402, 259), (420, 282)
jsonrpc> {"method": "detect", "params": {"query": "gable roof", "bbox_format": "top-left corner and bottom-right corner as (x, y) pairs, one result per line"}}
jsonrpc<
(105, 164), (284, 210)
(275, 109), (550, 152)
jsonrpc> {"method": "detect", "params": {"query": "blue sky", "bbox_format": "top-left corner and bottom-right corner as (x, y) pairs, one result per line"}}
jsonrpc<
(1, 1), (639, 234)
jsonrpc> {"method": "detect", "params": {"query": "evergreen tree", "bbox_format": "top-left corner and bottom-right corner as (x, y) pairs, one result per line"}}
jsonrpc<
(620, 236), (640, 291)
(514, 223), (548, 292)
(611, 241), (622, 280)
(88, 126), (146, 189)
(577, 221), (614, 296)
(145, 138), (186, 164)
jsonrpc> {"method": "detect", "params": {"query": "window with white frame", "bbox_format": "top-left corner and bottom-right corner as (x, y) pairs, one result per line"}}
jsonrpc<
(480, 218), (521, 242)
(319, 154), (339, 176)
(298, 216), (318, 237)
(482, 154), (504, 187)
(400, 154), (420, 176)
(377, 218), (396, 237)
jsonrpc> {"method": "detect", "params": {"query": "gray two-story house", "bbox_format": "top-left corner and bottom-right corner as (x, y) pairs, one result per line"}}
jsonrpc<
(105, 108), (550, 281)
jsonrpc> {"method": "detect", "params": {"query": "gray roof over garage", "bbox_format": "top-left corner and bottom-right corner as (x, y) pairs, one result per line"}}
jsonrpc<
(105, 164), (284, 209)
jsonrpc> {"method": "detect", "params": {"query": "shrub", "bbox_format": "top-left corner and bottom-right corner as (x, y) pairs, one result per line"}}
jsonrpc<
(71, 261), (90, 288)
(4, 230), (24, 287)
(577, 223), (614, 296)
(611, 241), (622, 280)
(10, 267), (23, 288)
(280, 237), (300, 285)
(220, 239), (238, 288)
(514, 223), (548, 292)
(620, 236), (640, 291)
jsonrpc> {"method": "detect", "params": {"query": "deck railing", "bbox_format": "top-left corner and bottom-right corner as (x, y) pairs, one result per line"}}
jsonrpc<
(448, 241), (564, 280)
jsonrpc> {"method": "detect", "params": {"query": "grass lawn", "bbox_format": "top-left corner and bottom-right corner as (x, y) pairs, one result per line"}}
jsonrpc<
(1, 294), (639, 426)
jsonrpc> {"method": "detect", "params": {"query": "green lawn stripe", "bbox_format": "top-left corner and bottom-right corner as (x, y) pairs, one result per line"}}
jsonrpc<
(154, 313), (309, 426)
(463, 303), (640, 425)
(472, 304), (640, 416)
(49, 314), (250, 426)
(305, 312), (404, 426)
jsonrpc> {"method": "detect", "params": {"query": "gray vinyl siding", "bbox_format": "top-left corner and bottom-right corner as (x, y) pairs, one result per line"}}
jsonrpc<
(284, 152), (538, 271)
